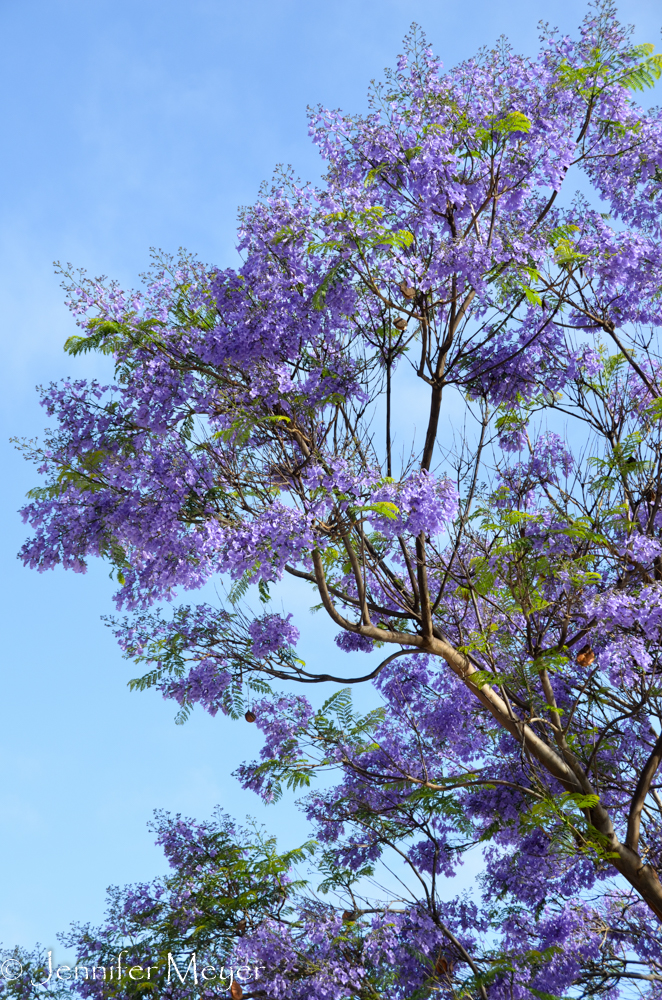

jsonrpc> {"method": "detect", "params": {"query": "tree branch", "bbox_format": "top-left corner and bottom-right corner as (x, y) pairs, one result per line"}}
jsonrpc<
(626, 730), (662, 853)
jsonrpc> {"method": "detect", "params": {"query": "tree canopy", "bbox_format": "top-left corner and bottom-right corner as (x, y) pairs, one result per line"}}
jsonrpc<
(7, 2), (662, 997)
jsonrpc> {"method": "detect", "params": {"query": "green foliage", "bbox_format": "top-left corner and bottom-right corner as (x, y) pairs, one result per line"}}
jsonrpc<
(311, 262), (349, 310)
(243, 689), (386, 802)
(616, 43), (662, 91)
(72, 814), (316, 998)
(212, 410), (291, 447)
(228, 569), (255, 605)
(474, 110), (533, 145)
(350, 501), (400, 521)
(305, 207), (414, 280)
(557, 42), (662, 96)
(553, 239), (588, 267)
(316, 852), (375, 895)
(588, 433), (650, 492)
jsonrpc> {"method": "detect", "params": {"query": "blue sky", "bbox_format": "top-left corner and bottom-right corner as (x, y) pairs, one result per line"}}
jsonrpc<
(1, 0), (660, 959)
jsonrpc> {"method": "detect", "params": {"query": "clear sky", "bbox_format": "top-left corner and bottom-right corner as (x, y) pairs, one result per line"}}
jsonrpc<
(1, 0), (660, 959)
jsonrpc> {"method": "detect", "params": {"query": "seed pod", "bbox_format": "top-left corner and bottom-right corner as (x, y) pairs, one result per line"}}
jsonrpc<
(230, 982), (243, 1000)
(237, 918), (246, 932)
(399, 280), (415, 299)
(245, 710), (256, 723)
(435, 954), (454, 977)
(394, 317), (407, 330)
(576, 643), (595, 667)
(342, 910), (356, 921)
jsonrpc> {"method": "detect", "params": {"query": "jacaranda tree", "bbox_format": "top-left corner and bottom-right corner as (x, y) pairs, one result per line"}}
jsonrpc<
(7, 2), (662, 996)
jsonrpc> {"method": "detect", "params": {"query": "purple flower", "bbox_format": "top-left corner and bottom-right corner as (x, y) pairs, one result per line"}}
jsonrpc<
(249, 613), (300, 658)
